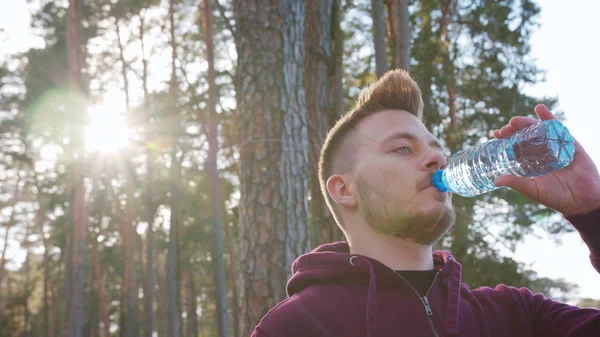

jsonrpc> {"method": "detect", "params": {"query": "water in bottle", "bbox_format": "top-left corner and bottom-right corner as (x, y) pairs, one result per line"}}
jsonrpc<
(431, 119), (575, 197)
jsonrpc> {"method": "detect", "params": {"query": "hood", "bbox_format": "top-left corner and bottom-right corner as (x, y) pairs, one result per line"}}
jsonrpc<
(286, 241), (463, 337)
(287, 241), (460, 296)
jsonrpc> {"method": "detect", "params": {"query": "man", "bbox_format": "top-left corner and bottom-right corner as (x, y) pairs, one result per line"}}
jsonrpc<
(250, 69), (600, 336)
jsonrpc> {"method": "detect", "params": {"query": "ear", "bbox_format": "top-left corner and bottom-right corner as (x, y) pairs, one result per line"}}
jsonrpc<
(326, 174), (357, 209)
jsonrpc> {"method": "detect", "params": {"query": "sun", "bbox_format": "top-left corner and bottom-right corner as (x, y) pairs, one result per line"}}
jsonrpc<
(85, 90), (130, 153)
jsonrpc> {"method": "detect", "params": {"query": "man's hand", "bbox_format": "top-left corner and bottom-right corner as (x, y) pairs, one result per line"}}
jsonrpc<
(493, 104), (600, 217)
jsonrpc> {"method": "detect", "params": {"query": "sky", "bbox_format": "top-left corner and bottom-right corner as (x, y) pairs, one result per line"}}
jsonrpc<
(515, 0), (600, 301)
(1, 0), (600, 301)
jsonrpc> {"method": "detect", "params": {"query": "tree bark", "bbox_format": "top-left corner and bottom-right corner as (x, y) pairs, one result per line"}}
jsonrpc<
(42, 227), (50, 337)
(221, 203), (239, 337)
(51, 285), (59, 337)
(0, 169), (22, 325)
(118, 13), (139, 331)
(393, 0), (411, 71)
(156, 257), (168, 337)
(136, 228), (145, 336)
(66, 0), (86, 336)
(184, 271), (198, 337)
(331, 0), (345, 119)
(371, 0), (388, 77)
(384, 0), (396, 69)
(121, 188), (140, 337)
(22, 242), (30, 337)
(138, 10), (156, 337)
(92, 238), (111, 337)
(167, 1), (181, 336)
(440, 0), (458, 152)
(233, 0), (311, 336)
(202, 1), (231, 336)
(33, 178), (50, 337)
(305, 0), (343, 246)
(116, 18), (130, 109)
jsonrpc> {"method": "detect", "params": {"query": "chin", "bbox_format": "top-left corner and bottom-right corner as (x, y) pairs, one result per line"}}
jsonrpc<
(416, 199), (451, 214)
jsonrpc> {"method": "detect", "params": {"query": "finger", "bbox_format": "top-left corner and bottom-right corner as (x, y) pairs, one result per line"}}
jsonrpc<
(495, 116), (539, 138)
(534, 104), (556, 121)
(495, 175), (538, 200)
(493, 104), (556, 139)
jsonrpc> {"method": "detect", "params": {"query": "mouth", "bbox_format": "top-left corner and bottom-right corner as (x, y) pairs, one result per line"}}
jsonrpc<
(422, 183), (450, 199)
(419, 175), (436, 191)
(426, 185), (446, 193)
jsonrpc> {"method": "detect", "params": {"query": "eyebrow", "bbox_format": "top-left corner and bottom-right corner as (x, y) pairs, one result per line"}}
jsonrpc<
(381, 132), (444, 151)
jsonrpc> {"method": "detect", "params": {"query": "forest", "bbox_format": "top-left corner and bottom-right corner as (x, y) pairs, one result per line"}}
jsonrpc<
(0, 0), (598, 336)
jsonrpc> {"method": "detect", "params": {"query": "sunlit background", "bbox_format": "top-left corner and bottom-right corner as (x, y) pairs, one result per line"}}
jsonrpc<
(1, 0), (599, 303)
(85, 89), (130, 153)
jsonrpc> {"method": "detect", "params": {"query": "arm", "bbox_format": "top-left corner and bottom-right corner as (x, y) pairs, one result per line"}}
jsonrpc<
(566, 207), (600, 273)
(491, 106), (600, 335)
(501, 209), (600, 337)
(519, 287), (600, 337)
(494, 105), (600, 269)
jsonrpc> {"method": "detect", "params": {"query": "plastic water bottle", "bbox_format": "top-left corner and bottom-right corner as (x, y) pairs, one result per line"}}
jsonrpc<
(431, 120), (575, 197)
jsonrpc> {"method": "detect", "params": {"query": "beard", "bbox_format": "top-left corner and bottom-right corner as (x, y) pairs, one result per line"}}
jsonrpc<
(356, 176), (456, 246)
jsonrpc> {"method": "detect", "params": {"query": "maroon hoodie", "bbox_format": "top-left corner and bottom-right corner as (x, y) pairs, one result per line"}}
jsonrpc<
(250, 208), (600, 337)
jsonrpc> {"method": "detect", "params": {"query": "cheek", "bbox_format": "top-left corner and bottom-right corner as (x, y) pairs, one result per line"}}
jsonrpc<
(368, 167), (414, 199)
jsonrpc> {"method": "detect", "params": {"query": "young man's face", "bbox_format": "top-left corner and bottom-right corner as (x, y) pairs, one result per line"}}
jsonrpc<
(350, 110), (455, 245)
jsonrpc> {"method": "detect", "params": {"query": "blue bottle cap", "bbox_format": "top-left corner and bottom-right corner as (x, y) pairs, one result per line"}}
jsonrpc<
(431, 170), (449, 192)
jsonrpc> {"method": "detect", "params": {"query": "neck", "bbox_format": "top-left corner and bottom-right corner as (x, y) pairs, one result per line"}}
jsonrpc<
(345, 217), (434, 271)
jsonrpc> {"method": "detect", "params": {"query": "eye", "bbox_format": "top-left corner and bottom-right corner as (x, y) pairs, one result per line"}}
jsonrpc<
(394, 146), (411, 154)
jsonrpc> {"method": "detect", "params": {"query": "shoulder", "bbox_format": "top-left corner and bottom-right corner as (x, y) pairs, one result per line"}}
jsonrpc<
(251, 284), (356, 337)
(467, 283), (547, 313)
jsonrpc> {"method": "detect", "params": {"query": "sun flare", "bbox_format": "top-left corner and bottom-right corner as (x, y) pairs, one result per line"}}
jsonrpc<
(84, 91), (130, 153)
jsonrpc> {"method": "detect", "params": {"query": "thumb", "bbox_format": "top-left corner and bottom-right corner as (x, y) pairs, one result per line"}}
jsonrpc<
(495, 175), (538, 198)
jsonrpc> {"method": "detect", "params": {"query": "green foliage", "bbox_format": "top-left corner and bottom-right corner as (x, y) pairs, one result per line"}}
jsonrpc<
(0, 0), (594, 336)
(343, 0), (579, 295)
(578, 298), (600, 309)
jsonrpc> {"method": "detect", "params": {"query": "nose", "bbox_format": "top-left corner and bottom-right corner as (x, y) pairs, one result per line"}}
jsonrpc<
(422, 147), (447, 171)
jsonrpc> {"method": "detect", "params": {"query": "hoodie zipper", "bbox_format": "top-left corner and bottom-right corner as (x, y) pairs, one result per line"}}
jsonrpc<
(397, 271), (441, 337)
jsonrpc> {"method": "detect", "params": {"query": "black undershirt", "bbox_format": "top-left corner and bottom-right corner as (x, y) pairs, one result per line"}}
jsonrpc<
(394, 270), (437, 296)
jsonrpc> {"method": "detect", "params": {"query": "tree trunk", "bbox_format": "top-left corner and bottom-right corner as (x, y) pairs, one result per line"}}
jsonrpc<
(33, 179), (50, 337)
(88, 284), (98, 337)
(440, 0), (458, 152)
(118, 13), (139, 333)
(140, 11), (149, 100)
(305, 0), (343, 246)
(371, 0), (388, 77)
(331, 0), (345, 119)
(66, 0), (86, 336)
(233, 0), (311, 336)
(116, 18), (130, 109)
(139, 10), (155, 337)
(51, 285), (59, 337)
(92, 239), (111, 337)
(0, 169), (22, 325)
(202, 1), (231, 337)
(42, 227), (50, 337)
(22, 245), (30, 337)
(121, 187), (140, 337)
(184, 271), (198, 337)
(384, 0), (396, 69)
(393, 0), (411, 71)
(63, 217), (72, 337)
(136, 229), (145, 337)
(143, 156), (156, 337)
(415, 10), (437, 127)
(221, 204), (239, 337)
(156, 258), (168, 337)
(167, 1), (181, 336)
